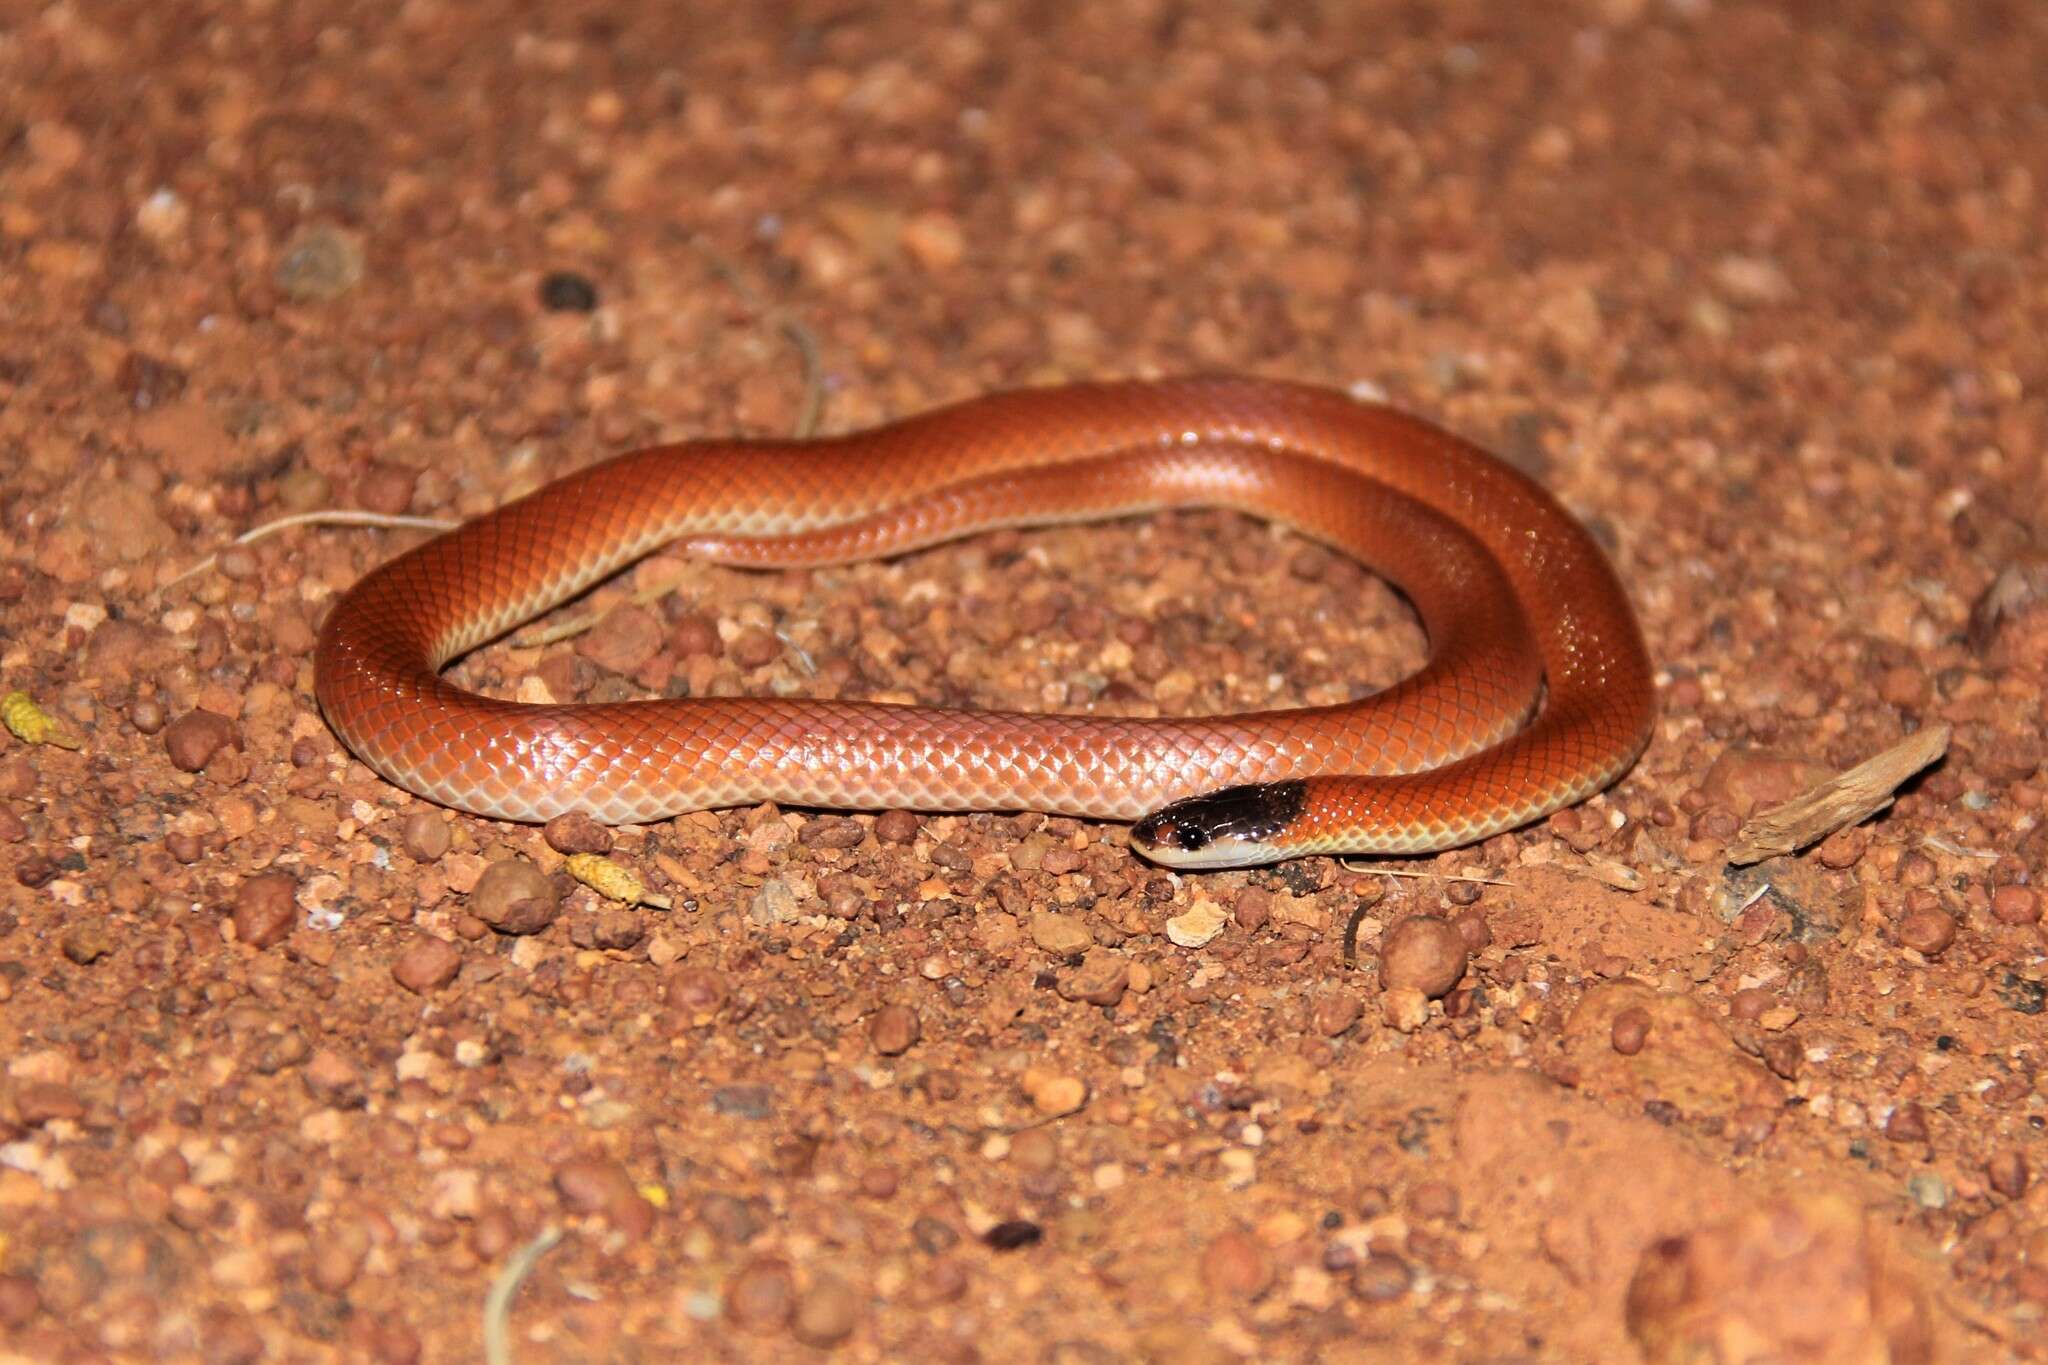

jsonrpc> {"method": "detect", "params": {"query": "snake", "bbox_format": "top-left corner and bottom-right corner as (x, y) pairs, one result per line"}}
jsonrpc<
(314, 376), (1654, 868)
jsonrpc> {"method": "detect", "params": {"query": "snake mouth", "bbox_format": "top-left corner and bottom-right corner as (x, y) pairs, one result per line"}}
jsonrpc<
(1128, 779), (1306, 869)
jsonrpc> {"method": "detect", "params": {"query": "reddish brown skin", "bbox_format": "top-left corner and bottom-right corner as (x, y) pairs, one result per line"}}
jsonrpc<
(314, 377), (1654, 860)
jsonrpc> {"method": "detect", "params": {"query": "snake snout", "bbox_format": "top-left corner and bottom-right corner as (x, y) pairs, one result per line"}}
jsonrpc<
(1129, 779), (1307, 869)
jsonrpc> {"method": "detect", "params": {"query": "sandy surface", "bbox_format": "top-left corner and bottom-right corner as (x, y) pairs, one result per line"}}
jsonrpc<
(3, 0), (2046, 1360)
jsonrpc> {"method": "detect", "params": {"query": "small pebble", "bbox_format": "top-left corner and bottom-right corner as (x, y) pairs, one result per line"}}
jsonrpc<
(730, 628), (782, 669)
(1730, 987), (1772, 1022)
(233, 872), (297, 948)
(1896, 907), (1957, 957)
(468, 858), (560, 934)
(1058, 951), (1130, 1007)
(1986, 1149), (2029, 1199)
(1758, 1036), (1802, 1081)
(1989, 885), (2040, 925)
(1351, 1253), (1413, 1302)
(357, 462), (417, 516)
(274, 224), (364, 301)
(162, 708), (237, 772)
(303, 1050), (366, 1108)
(910, 1257), (969, 1303)
(724, 1257), (797, 1332)
(1166, 897), (1229, 948)
(62, 923), (112, 965)
(539, 270), (599, 311)
(1310, 991), (1363, 1036)
(983, 1220), (1043, 1251)
(553, 1157), (642, 1225)
(791, 1272), (861, 1348)
(391, 937), (461, 993)
(401, 812), (451, 861)
(1408, 1181), (1459, 1220)
(1885, 1102), (1929, 1144)
(129, 696), (165, 734)
(543, 811), (613, 855)
(1378, 916), (1469, 998)
(1200, 1229), (1274, 1298)
(799, 815), (865, 849)
(868, 1004), (921, 1055)
(15, 853), (59, 888)
(671, 612), (722, 657)
(1022, 1069), (1087, 1117)
(576, 605), (663, 676)
(1611, 1006), (1651, 1055)
(1029, 911), (1092, 957)
(874, 809), (920, 844)
(1381, 986), (1430, 1032)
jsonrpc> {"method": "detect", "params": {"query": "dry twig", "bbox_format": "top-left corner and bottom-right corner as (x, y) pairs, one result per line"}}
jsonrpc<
(1726, 724), (1951, 865)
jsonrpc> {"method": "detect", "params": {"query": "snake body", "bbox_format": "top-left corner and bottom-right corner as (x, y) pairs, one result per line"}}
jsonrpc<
(314, 377), (1653, 867)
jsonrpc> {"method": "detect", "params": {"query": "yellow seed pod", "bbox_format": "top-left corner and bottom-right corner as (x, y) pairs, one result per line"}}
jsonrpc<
(564, 853), (670, 909)
(1, 691), (82, 750)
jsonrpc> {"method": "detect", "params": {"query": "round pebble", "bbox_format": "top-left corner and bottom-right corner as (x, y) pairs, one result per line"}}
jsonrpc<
(162, 708), (238, 772)
(1200, 1229), (1273, 1298)
(1989, 885), (2040, 925)
(1310, 991), (1363, 1036)
(671, 612), (722, 657)
(274, 224), (364, 301)
(1730, 987), (1772, 1022)
(357, 462), (417, 516)
(553, 1158), (619, 1213)
(576, 605), (663, 675)
(791, 1272), (861, 1347)
(868, 1004), (921, 1056)
(1351, 1252), (1413, 1302)
(232, 872), (297, 948)
(1611, 1006), (1651, 1055)
(1896, 907), (1957, 957)
(391, 937), (461, 993)
(730, 628), (782, 668)
(874, 809), (921, 844)
(1378, 916), (1469, 998)
(1022, 1069), (1087, 1117)
(400, 812), (451, 861)
(468, 858), (560, 935)
(543, 811), (612, 855)
(724, 1256), (797, 1332)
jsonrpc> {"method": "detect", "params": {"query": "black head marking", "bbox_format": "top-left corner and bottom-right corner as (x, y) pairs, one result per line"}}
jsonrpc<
(1131, 780), (1308, 854)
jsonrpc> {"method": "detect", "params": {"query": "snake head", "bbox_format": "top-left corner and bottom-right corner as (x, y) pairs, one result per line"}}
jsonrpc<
(1129, 779), (1306, 869)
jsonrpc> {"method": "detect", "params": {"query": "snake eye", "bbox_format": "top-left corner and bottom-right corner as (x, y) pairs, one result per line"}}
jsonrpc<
(1133, 812), (1208, 852)
(1130, 780), (1306, 868)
